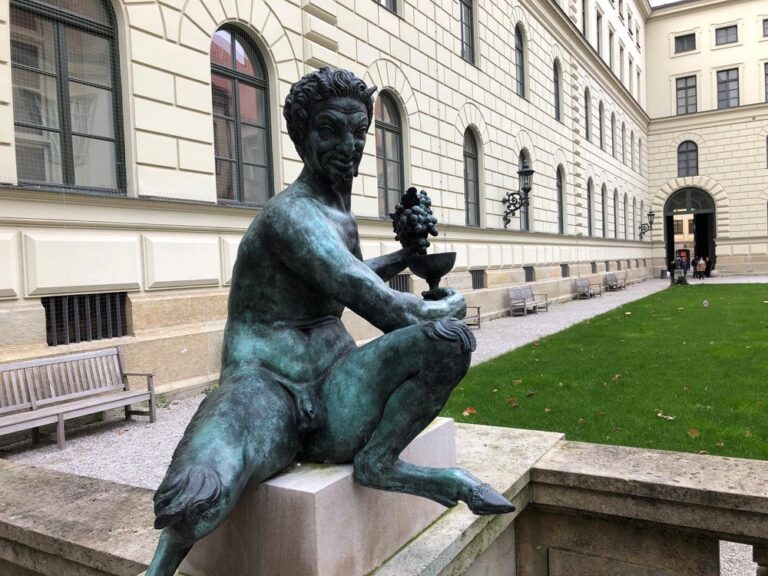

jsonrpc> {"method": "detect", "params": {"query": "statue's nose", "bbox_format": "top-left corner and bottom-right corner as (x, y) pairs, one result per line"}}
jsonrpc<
(336, 133), (355, 153)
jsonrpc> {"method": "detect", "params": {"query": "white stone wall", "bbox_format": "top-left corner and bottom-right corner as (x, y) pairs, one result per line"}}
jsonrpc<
(0, 0), (653, 309)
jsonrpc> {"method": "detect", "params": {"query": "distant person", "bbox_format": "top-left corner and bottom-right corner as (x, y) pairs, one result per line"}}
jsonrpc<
(696, 257), (706, 279)
(705, 256), (712, 277)
(682, 255), (689, 278)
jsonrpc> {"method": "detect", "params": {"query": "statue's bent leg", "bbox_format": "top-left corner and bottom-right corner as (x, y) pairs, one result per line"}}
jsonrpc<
(308, 318), (513, 515)
(146, 374), (299, 576)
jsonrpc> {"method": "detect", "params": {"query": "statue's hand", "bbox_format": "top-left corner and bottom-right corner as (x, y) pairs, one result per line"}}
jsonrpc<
(423, 287), (466, 319)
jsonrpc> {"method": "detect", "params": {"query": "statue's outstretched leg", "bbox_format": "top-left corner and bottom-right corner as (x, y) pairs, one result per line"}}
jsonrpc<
(307, 318), (514, 515)
(146, 373), (299, 576)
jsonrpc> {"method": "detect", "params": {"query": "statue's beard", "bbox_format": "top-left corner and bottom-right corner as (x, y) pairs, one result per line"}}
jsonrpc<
(315, 150), (359, 195)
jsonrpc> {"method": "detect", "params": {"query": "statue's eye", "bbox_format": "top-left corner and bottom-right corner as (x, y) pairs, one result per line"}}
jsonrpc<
(318, 124), (335, 136)
(355, 129), (367, 139)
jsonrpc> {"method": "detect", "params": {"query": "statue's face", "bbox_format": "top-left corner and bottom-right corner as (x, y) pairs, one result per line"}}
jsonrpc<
(302, 97), (368, 185)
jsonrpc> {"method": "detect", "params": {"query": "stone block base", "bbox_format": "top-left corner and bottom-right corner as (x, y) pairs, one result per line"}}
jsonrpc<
(180, 418), (456, 576)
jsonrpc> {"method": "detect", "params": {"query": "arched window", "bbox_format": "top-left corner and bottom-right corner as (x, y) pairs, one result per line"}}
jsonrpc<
(519, 150), (530, 231)
(464, 130), (480, 227)
(584, 89), (591, 142)
(211, 26), (273, 205)
(630, 130), (635, 170)
(375, 92), (404, 217)
(556, 166), (565, 234)
(459, 0), (474, 63)
(638, 138), (643, 175)
(553, 60), (562, 121)
(598, 102), (605, 150)
(621, 122), (626, 164)
(677, 141), (698, 177)
(623, 192), (628, 239)
(640, 199), (644, 239)
(601, 184), (608, 238)
(611, 113), (616, 157)
(10, 0), (125, 190)
(587, 178), (594, 236)
(613, 189), (619, 239)
(632, 197), (637, 240)
(515, 25), (526, 98)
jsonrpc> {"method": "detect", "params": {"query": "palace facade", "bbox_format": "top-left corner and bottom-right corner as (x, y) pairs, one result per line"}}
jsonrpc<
(0, 0), (765, 393)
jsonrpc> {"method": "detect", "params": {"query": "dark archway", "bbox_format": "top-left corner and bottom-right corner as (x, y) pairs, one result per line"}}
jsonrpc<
(664, 187), (716, 271)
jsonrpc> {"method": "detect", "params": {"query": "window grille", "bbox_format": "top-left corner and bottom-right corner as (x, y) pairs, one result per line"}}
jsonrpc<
(464, 130), (480, 227)
(676, 76), (697, 115)
(717, 68), (739, 109)
(604, 261), (610, 272)
(374, 0), (396, 12)
(674, 33), (695, 53)
(560, 264), (570, 278)
(376, 92), (404, 218)
(524, 266), (535, 283)
(470, 270), (485, 289)
(459, 0), (474, 63)
(715, 25), (737, 45)
(591, 262), (598, 274)
(515, 25), (525, 97)
(677, 141), (698, 177)
(388, 274), (411, 293)
(674, 220), (683, 234)
(42, 292), (127, 347)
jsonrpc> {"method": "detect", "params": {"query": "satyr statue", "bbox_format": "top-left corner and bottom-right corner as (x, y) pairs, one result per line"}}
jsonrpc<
(146, 68), (514, 576)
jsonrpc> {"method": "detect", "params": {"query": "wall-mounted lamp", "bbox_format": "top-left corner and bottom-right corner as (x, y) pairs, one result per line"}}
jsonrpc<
(502, 161), (535, 229)
(638, 210), (655, 239)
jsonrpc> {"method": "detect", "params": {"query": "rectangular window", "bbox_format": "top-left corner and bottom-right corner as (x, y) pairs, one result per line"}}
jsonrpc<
(628, 13), (633, 35)
(673, 221), (683, 235)
(764, 19), (768, 37)
(629, 59), (634, 93)
(524, 266), (535, 283)
(459, 0), (474, 63)
(42, 293), (127, 347)
(388, 274), (411, 293)
(717, 68), (739, 109)
(765, 63), (768, 103)
(596, 13), (603, 55)
(582, 0), (587, 36)
(374, 0), (396, 11)
(619, 45), (625, 83)
(676, 75), (697, 114)
(688, 220), (695, 234)
(674, 33), (696, 53)
(560, 264), (570, 278)
(636, 70), (641, 99)
(715, 25), (738, 45)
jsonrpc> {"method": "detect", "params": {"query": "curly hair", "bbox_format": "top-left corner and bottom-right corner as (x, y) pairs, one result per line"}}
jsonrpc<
(283, 68), (377, 149)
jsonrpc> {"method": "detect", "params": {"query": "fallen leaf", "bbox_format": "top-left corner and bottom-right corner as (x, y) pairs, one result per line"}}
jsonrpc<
(677, 307), (685, 310)
(544, 407), (552, 413)
(512, 379), (523, 385)
(715, 441), (725, 449)
(655, 409), (676, 421)
(612, 374), (621, 381)
(533, 341), (540, 347)
(744, 430), (753, 438)
(612, 426), (622, 432)
(598, 411), (606, 416)
(624, 311), (632, 316)
(506, 397), (519, 408)
(558, 382), (564, 387)
(492, 388), (498, 393)
(687, 428), (701, 438)
(462, 407), (477, 416)
(526, 390), (536, 398)
(696, 450), (709, 455)
(577, 418), (586, 425)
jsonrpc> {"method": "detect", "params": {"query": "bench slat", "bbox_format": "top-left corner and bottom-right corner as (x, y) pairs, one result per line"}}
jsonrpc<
(0, 348), (120, 373)
(33, 385), (127, 408)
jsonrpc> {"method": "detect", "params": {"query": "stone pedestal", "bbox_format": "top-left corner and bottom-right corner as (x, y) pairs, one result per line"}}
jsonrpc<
(179, 418), (456, 576)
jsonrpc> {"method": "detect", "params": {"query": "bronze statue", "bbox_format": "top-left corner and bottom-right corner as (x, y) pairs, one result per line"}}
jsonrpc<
(146, 68), (513, 576)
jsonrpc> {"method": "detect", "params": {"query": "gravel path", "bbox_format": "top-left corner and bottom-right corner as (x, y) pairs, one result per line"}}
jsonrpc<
(3, 274), (765, 575)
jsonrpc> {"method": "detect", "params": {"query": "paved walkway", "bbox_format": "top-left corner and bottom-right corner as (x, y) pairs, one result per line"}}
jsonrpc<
(3, 274), (766, 575)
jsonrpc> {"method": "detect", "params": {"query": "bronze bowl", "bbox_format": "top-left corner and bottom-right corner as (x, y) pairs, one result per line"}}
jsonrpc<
(407, 252), (457, 291)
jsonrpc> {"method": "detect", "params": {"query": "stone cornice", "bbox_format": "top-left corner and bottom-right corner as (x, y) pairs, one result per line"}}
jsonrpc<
(649, 0), (750, 20)
(648, 102), (768, 133)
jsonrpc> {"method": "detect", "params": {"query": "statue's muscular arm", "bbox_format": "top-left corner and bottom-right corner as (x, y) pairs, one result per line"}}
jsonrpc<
(264, 197), (464, 333)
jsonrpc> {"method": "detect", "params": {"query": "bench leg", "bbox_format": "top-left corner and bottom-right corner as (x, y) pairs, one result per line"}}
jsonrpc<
(56, 415), (65, 450)
(125, 405), (132, 420)
(31, 428), (40, 445)
(149, 398), (157, 424)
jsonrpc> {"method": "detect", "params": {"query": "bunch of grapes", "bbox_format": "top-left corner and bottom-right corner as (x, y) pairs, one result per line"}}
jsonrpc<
(390, 187), (439, 256)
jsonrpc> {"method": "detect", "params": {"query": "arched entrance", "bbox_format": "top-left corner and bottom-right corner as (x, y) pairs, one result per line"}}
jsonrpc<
(664, 187), (716, 270)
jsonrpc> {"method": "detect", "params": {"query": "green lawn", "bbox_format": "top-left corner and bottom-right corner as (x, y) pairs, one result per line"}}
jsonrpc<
(443, 284), (768, 460)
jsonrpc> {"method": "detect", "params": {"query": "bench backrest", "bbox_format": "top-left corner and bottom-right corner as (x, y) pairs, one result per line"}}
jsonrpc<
(605, 273), (617, 284)
(575, 278), (589, 290)
(507, 287), (524, 301)
(0, 348), (125, 414)
(520, 285), (534, 299)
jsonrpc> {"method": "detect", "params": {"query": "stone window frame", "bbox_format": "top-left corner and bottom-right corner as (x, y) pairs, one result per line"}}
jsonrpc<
(613, 188), (619, 239)
(373, 0), (396, 14)
(518, 150), (531, 232)
(601, 183), (608, 238)
(375, 91), (405, 219)
(463, 129), (481, 227)
(675, 74), (697, 115)
(459, 0), (475, 64)
(587, 177), (594, 236)
(9, 0), (126, 193)
(553, 59), (562, 122)
(715, 24), (738, 46)
(556, 165), (566, 235)
(674, 32), (696, 53)
(611, 113), (616, 158)
(514, 24), (527, 99)
(598, 101), (604, 150)
(584, 88), (591, 143)
(211, 25), (274, 206)
(716, 67), (740, 109)
(677, 141), (699, 177)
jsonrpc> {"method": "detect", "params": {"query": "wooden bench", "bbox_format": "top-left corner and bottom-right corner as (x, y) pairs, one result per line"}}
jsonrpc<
(464, 306), (481, 328)
(507, 286), (550, 316)
(605, 273), (627, 291)
(575, 278), (603, 299)
(0, 347), (156, 449)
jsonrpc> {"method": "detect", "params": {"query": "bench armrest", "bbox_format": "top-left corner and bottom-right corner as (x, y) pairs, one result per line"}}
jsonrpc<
(533, 293), (549, 299)
(123, 372), (156, 394)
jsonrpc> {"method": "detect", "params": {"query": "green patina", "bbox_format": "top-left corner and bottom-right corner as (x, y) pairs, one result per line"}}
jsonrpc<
(145, 69), (513, 576)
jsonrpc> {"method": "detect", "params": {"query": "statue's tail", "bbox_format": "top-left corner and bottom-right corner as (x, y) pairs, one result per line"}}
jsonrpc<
(153, 465), (222, 529)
